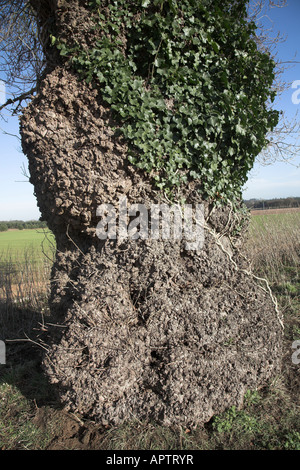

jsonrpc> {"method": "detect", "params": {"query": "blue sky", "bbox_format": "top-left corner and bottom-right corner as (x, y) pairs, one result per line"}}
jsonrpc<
(0, 1), (299, 221)
(243, 0), (300, 199)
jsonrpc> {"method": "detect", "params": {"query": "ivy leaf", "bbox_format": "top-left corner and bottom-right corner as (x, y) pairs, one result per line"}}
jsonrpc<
(50, 35), (56, 46)
(67, 0), (279, 204)
(235, 124), (246, 136)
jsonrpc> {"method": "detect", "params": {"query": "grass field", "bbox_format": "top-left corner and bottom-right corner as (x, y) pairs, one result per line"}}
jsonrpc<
(0, 229), (55, 264)
(0, 212), (299, 450)
(0, 229), (55, 311)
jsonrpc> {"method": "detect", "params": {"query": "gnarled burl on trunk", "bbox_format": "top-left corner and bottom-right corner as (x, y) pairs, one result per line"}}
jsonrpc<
(20, 0), (283, 426)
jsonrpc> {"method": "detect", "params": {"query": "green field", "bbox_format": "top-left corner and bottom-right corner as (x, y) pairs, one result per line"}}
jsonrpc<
(249, 210), (300, 232)
(0, 229), (56, 302)
(0, 229), (55, 264)
(246, 211), (300, 284)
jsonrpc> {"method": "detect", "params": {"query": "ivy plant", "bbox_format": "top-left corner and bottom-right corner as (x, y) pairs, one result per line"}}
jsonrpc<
(51, 0), (279, 205)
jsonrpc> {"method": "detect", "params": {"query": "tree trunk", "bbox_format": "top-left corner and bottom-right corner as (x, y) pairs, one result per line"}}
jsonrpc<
(20, 0), (283, 426)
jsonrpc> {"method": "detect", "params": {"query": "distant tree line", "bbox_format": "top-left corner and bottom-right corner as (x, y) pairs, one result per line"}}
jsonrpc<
(0, 220), (48, 232)
(244, 197), (300, 210)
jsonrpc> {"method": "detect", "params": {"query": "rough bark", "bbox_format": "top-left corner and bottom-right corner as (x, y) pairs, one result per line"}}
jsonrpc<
(20, 0), (283, 427)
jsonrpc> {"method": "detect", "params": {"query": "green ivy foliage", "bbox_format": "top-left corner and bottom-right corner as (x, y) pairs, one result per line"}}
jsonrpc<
(52, 0), (279, 204)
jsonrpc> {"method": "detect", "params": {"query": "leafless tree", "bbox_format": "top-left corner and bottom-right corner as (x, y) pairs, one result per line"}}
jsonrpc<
(0, 0), (43, 115)
(247, 0), (300, 167)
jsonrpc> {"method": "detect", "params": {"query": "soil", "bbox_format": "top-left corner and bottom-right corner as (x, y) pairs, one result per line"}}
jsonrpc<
(33, 407), (106, 450)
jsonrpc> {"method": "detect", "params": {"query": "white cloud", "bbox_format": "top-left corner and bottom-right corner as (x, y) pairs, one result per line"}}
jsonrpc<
(0, 80), (6, 105)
